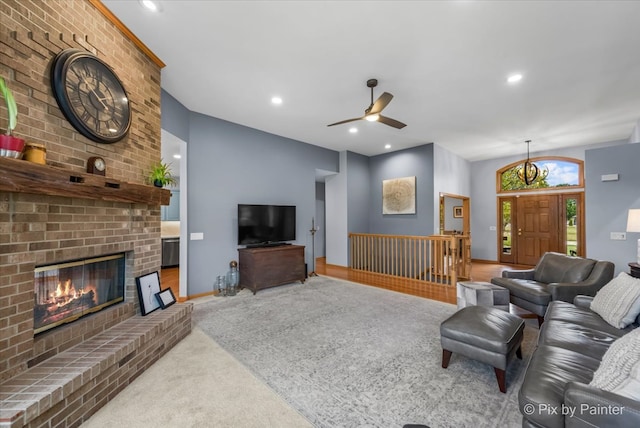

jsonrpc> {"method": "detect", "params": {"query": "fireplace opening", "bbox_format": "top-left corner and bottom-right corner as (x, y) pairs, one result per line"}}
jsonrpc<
(34, 253), (126, 335)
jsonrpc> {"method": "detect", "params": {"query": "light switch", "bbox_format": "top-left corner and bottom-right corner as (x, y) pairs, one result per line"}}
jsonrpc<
(190, 232), (204, 240)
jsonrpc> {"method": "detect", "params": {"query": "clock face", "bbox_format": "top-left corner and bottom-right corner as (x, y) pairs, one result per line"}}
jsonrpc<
(94, 157), (105, 171)
(87, 156), (107, 175)
(51, 49), (131, 144)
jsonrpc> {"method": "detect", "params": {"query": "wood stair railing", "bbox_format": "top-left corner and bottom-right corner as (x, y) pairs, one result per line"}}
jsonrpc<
(349, 233), (471, 287)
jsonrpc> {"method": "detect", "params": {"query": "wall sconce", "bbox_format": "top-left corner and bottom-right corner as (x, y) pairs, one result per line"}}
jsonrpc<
(627, 209), (640, 264)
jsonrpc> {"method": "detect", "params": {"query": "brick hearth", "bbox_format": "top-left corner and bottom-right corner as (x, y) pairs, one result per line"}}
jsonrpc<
(0, 303), (192, 428)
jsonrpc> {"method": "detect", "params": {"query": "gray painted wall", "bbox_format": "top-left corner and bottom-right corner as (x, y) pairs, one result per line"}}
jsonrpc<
(185, 112), (338, 294)
(347, 151), (371, 234)
(585, 143), (640, 274)
(326, 152), (349, 266)
(469, 140), (625, 261)
(368, 144), (435, 236)
(160, 90), (190, 142)
(433, 144), (471, 232)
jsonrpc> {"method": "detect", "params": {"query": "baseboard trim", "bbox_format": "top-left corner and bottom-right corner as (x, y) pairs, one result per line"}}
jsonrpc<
(185, 290), (217, 301)
(471, 258), (499, 264)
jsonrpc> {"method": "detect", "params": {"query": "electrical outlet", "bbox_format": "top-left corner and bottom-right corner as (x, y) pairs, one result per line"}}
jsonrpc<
(489, 226), (497, 231)
(610, 232), (626, 240)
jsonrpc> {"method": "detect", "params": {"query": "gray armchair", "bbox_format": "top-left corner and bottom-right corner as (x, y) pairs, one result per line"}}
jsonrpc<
(491, 252), (614, 326)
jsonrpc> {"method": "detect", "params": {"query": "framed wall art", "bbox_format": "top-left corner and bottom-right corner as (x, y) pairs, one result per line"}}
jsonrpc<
(156, 288), (176, 309)
(382, 176), (416, 215)
(453, 206), (463, 218)
(135, 271), (161, 315)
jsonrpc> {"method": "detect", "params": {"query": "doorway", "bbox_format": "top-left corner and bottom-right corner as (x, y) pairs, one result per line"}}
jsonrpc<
(160, 129), (188, 299)
(439, 193), (470, 235)
(499, 193), (584, 265)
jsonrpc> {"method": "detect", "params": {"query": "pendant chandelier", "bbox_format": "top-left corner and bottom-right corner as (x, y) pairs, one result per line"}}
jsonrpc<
(517, 140), (549, 185)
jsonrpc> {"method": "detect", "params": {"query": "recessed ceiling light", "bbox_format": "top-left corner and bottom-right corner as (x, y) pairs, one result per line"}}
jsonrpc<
(173, 154), (181, 159)
(507, 73), (523, 84)
(385, 144), (391, 149)
(349, 127), (358, 134)
(271, 96), (282, 105)
(140, 0), (161, 12)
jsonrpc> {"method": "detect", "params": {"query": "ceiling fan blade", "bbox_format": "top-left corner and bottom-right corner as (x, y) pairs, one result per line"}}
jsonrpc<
(369, 92), (393, 114)
(378, 115), (407, 129)
(327, 117), (364, 127)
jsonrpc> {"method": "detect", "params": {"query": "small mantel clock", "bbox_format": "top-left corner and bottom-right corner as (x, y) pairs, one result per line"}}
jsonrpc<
(87, 156), (106, 176)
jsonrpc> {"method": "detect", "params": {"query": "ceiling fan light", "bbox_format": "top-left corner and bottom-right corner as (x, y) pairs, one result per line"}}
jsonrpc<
(365, 113), (380, 122)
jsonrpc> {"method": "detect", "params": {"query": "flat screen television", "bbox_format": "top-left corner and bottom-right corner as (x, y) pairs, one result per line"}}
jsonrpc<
(238, 204), (296, 246)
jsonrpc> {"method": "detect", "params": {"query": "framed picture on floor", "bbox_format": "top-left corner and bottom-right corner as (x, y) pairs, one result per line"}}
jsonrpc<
(156, 288), (176, 309)
(135, 271), (161, 315)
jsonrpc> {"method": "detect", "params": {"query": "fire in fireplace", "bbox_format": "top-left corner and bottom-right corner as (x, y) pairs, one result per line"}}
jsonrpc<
(34, 253), (125, 334)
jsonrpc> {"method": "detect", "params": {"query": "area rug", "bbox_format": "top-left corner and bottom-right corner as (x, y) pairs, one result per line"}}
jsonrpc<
(192, 276), (538, 428)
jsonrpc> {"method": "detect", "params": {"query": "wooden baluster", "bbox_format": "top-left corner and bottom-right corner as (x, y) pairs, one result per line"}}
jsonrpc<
(449, 236), (458, 287)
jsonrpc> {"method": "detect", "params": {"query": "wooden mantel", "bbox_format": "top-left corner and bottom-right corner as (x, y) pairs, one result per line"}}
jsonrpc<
(0, 157), (170, 205)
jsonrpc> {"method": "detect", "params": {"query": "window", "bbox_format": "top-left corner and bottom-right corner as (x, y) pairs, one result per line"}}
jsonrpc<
(497, 157), (583, 193)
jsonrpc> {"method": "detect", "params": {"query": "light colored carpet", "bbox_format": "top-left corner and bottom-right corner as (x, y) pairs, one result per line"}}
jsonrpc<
(192, 276), (538, 427)
(82, 327), (312, 428)
(84, 276), (537, 427)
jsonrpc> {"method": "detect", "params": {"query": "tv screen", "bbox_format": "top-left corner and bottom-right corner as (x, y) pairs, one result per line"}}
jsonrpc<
(238, 204), (296, 246)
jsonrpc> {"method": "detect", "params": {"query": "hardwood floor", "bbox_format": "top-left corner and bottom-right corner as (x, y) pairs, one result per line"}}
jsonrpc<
(159, 266), (180, 299)
(316, 257), (529, 304)
(162, 258), (535, 317)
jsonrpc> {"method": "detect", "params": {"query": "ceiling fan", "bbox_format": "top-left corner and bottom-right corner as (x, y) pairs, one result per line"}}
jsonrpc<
(327, 79), (406, 129)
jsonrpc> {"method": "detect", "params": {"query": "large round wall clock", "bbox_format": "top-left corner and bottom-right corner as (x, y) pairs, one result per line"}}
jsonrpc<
(51, 49), (131, 144)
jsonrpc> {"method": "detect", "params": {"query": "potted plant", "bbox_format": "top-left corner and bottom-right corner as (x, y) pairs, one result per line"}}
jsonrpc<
(147, 159), (177, 187)
(0, 76), (25, 158)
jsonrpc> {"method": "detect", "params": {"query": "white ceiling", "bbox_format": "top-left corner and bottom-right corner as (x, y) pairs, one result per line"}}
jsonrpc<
(103, 0), (640, 161)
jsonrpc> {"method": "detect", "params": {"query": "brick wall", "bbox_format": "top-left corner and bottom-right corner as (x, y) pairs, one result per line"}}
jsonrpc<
(0, 0), (164, 382)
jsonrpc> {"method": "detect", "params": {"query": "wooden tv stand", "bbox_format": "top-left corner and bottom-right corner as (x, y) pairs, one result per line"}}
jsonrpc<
(238, 244), (306, 294)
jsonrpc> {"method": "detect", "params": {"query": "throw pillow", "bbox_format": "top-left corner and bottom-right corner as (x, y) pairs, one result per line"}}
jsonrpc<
(590, 328), (640, 400)
(590, 272), (640, 328)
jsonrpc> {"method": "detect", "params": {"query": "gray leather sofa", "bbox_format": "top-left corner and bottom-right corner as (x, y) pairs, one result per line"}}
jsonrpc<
(491, 252), (614, 326)
(519, 296), (640, 427)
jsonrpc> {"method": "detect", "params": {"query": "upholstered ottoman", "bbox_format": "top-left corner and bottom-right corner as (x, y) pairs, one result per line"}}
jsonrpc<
(457, 281), (510, 311)
(440, 305), (525, 393)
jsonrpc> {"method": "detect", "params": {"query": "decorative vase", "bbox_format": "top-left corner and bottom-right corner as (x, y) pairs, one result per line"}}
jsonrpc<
(0, 134), (25, 159)
(216, 275), (227, 297)
(226, 260), (239, 296)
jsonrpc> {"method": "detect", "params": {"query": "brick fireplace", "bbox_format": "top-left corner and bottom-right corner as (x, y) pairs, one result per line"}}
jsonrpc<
(0, 3), (195, 426)
(0, 0), (169, 382)
(1, 183), (168, 382)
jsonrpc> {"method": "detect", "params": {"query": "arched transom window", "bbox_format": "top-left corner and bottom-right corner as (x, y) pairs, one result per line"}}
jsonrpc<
(497, 156), (584, 193)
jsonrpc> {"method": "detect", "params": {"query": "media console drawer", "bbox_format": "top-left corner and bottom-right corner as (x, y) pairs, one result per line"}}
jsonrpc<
(238, 245), (305, 294)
